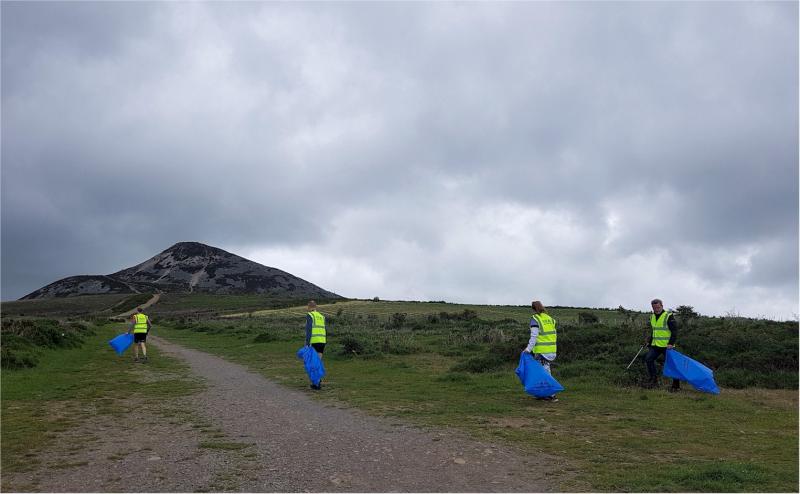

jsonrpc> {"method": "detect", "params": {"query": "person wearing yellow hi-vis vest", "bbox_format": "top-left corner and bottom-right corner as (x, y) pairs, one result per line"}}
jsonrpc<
(127, 307), (152, 363)
(305, 300), (326, 390)
(523, 300), (559, 402)
(643, 298), (680, 391)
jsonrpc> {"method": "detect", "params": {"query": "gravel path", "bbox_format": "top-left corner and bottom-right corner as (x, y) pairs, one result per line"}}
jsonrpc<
(6, 336), (564, 492)
(152, 336), (559, 492)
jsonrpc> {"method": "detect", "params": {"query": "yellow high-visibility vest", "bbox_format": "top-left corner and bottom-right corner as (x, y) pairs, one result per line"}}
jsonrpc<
(308, 311), (326, 344)
(133, 313), (149, 334)
(532, 313), (557, 354)
(650, 311), (672, 347)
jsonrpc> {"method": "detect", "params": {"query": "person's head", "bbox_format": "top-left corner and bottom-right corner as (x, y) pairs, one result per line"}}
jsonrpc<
(651, 298), (664, 314)
(308, 300), (317, 311)
(137, 307), (143, 313)
(531, 300), (546, 314)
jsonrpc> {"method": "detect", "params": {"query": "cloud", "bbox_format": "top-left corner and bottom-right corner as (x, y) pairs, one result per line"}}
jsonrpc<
(2, 1), (797, 318)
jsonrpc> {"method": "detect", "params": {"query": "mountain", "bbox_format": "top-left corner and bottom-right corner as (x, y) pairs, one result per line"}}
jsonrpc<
(20, 242), (342, 300)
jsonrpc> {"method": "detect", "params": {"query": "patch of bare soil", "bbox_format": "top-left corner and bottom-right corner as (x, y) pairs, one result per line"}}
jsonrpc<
(5, 336), (569, 492)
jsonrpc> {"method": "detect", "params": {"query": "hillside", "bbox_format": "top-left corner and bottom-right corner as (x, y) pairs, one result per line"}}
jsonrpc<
(19, 242), (341, 300)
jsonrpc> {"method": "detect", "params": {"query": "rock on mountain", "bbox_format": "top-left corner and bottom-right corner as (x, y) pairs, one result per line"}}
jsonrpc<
(20, 242), (342, 300)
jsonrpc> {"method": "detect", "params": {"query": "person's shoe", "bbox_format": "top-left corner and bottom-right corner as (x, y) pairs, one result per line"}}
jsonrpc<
(310, 384), (321, 390)
(141, 356), (149, 364)
(548, 396), (559, 403)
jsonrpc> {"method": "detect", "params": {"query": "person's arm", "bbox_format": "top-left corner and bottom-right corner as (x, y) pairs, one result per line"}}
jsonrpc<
(305, 315), (312, 346)
(667, 314), (677, 347)
(524, 318), (539, 353)
(127, 316), (135, 334)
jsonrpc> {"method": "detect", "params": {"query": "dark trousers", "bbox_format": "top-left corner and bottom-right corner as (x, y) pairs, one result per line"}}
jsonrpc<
(644, 346), (680, 389)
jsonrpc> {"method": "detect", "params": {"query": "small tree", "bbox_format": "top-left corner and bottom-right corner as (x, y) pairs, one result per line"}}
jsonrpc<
(617, 305), (640, 329)
(578, 311), (599, 325)
(675, 305), (699, 329)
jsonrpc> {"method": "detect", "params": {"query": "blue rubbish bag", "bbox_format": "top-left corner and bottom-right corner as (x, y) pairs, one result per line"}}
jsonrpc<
(515, 352), (564, 398)
(663, 349), (720, 395)
(109, 333), (134, 356)
(296, 346), (326, 387)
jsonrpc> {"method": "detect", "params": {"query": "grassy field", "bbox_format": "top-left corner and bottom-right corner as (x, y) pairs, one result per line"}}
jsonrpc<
(1, 294), (152, 319)
(0, 323), (203, 483)
(154, 301), (799, 492)
(228, 299), (636, 325)
(2, 296), (797, 491)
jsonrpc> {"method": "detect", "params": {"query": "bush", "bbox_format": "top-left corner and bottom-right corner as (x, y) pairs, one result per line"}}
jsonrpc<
(380, 333), (421, 355)
(337, 334), (370, 356)
(387, 313), (407, 329)
(578, 312), (600, 325)
(1, 334), (40, 369)
(0, 318), (95, 370)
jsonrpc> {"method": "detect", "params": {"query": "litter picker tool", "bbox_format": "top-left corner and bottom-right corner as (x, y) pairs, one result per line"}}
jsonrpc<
(626, 344), (646, 370)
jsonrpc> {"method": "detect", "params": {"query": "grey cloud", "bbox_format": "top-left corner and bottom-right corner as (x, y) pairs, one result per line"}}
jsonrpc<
(2, 1), (796, 317)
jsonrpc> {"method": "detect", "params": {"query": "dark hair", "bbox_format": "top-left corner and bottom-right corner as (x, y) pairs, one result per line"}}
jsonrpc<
(531, 300), (546, 313)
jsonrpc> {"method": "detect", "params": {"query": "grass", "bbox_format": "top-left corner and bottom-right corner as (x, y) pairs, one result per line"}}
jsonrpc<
(1, 294), (152, 318)
(155, 314), (799, 492)
(2, 297), (797, 492)
(228, 299), (635, 325)
(0, 323), (203, 481)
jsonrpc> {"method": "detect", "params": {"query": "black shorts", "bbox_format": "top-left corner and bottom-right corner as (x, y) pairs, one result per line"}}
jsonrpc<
(133, 332), (148, 343)
(311, 343), (325, 354)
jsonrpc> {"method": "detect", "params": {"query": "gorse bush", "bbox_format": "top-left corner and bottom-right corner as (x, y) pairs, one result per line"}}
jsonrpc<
(1, 319), (95, 370)
(136, 303), (800, 389)
(578, 312), (600, 325)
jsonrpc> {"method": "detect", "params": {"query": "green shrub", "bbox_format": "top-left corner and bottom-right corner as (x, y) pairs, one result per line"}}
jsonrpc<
(578, 312), (600, 325)
(0, 318), (95, 370)
(1, 334), (40, 369)
(380, 333), (421, 355)
(336, 334), (379, 357)
(386, 313), (407, 329)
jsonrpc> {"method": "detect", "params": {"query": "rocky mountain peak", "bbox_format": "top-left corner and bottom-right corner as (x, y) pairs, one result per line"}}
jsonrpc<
(20, 242), (341, 300)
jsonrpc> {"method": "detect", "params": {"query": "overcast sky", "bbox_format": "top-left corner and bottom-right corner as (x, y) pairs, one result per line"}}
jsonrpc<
(2, 1), (797, 319)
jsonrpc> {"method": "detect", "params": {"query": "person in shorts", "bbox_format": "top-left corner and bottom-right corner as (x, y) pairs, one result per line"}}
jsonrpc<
(305, 300), (326, 389)
(128, 307), (152, 363)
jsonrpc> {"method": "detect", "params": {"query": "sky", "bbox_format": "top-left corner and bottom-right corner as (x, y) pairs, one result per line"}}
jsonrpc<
(1, 1), (798, 320)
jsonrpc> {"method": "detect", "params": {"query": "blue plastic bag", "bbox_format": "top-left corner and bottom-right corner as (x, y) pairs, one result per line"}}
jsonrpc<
(663, 349), (720, 395)
(515, 352), (564, 398)
(109, 333), (134, 356)
(296, 346), (326, 387)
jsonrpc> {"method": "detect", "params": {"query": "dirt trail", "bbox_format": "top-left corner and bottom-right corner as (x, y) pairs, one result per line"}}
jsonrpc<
(115, 293), (161, 319)
(6, 337), (564, 492)
(151, 336), (559, 492)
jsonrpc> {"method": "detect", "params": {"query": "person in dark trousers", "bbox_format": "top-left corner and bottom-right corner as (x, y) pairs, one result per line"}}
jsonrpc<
(305, 300), (326, 390)
(523, 300), (559, 402)
(643, 298), (680, 391)
(128, 307), (152, 363)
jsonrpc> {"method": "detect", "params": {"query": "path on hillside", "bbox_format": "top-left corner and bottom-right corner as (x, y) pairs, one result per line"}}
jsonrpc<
(4, 336), (565, 492)
(115, 293), (161, 319)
